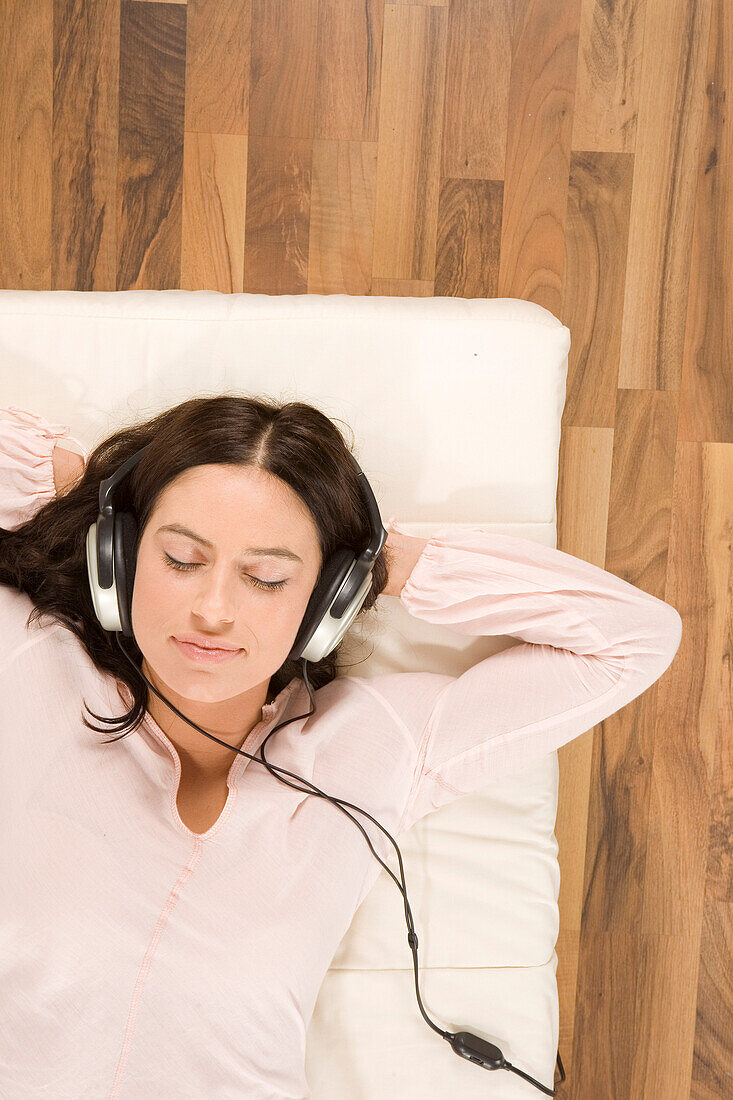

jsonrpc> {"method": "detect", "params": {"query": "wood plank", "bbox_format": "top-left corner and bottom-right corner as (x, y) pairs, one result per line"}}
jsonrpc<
(498, 0), (582, 315)
(117, 1), (187, 288)
(648, 441), (733, 1098)
(248, 0), (319, 140)
(372, 4), (449, 280)
(315, 0), (383, 143)
(434, 179), (503, 297)
(572, 0), (648, 153)
(307, 140), (379, 295)
(185, 0), (250, 134)
(181, 133), (248, 291)
(441, 1), (513, 181)
(52, 0), (120, 289)
(679, 0), (733, 443)
(618, 0), (714, 389)
(243, 138), (312, 293)
(561, 151), (635, 430)
(0, 0), (53, 288)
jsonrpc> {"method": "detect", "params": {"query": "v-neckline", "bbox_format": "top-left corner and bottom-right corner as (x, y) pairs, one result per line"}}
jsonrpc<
(106, 675), (302, 838)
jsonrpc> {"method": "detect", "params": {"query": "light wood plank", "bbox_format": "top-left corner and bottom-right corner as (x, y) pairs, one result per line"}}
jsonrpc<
(679, 0), (733, 443)
(498, 0), (581, 316)
(307, 140), (378, 295)
(618, 0), (714, 389)
(372, 4), (449, 280)
(0, 0), (53, 288)
(181, 132), (248, 292)
(442, 0), (513, 181)
(572, 0), (648, 153)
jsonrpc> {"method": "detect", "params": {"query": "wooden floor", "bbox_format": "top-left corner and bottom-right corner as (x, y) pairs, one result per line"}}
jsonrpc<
(0, 1), (730, 1096)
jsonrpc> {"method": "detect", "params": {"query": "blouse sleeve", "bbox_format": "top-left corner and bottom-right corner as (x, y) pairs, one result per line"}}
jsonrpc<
(367, 520), (683, 835)
(0, 405), (89, 531)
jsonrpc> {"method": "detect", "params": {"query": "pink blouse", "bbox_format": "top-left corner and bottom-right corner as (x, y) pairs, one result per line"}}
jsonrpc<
(0, 406), (682, 1098)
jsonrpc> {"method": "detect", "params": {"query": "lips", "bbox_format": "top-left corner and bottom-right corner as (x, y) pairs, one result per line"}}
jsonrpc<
(174, 634), (241, 651)
(172, 637), (244, 664)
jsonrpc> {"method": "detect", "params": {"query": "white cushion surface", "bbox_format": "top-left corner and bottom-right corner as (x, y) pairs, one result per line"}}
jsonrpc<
(0, 289), (570, 1097)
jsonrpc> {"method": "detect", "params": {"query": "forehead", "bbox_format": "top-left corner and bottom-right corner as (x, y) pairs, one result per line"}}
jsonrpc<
(152, 464), (321, 552)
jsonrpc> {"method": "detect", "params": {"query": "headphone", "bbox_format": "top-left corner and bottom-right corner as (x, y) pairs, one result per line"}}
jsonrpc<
(85, 441), (565, 1096)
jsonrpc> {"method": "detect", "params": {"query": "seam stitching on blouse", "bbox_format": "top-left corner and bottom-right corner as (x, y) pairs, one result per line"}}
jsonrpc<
(107, 845), (203, 1098)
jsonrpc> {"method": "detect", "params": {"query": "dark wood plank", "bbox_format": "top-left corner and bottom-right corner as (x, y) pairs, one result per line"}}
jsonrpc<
(117, 0), (187, 289)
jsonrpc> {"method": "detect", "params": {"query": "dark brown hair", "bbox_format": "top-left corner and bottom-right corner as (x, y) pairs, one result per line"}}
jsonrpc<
(0, 394), (393, 740)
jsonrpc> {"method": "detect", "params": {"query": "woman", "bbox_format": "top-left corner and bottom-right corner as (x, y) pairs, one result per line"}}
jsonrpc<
(0, 396), (682, 1097)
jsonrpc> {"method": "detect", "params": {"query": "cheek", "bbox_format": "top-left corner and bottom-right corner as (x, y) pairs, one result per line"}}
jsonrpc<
(130, 563), (178, 637)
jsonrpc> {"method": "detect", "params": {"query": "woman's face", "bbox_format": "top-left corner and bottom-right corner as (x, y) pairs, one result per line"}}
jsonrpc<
(130, 463), (323, 722)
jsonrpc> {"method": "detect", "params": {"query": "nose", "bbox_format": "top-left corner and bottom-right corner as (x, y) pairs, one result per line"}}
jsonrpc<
(189, 568), (238, 627)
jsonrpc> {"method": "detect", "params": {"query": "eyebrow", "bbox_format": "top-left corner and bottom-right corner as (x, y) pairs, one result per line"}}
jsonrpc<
(156, 523), (303, 563)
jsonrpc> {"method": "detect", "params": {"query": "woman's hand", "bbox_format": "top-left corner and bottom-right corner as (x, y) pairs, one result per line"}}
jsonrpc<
(382, 528), (429, 598)
(52, 443), (86, 496)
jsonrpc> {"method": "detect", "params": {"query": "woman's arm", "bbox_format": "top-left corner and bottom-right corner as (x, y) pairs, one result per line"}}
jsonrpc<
(52, 442), (86, 496)
(382, 528), (430, 598)
(362, 522), (683, 834)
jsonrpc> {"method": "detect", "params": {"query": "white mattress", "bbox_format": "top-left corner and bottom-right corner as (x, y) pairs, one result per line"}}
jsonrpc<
(0, 288), (570, 1097)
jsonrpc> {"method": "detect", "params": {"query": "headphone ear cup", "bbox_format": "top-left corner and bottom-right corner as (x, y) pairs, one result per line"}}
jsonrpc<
(114, 510), (139, 639)
(288, 548), (354, 663)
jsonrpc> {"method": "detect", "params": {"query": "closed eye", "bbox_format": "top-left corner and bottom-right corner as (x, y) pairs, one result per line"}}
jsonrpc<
(162, 552), (288, 591)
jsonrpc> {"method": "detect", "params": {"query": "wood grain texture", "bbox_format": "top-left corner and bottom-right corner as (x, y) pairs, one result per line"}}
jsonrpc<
(184, 0), (251, 135)
(372, 5), (449, 280)
(618, 0), (715, 390)
(498, 0), (581, 315)
(0, 0), (729, 1095)
(572, 0), (647, 153)
(0, 0), (53, 289)
(562, 150), (635, 429)
(680, 0), (733, 444)
(117, 1), (186, 289)
(53, 0), (119, 289)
